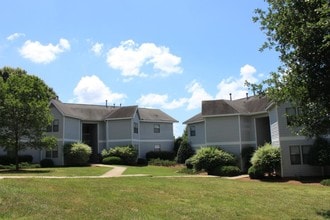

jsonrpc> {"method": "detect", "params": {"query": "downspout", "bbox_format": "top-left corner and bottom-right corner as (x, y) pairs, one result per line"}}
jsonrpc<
(62, 116), (65, 166)
(238, 115), (242, 169)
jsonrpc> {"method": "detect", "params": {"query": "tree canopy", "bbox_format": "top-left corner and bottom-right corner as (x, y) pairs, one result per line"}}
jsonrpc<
(252, 0), (330, 137)
(0, 67), (57, 170)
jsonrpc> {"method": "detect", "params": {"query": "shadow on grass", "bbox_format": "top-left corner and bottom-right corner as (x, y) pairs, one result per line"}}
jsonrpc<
(0, 169), (52, 174)
(317, 210), (330, 219)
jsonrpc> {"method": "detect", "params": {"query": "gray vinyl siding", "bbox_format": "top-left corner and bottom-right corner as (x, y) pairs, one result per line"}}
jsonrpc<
(132, 114), (140, 140)
(49, 106), (64, 139)
(188, 122), (205, 146)
(140, 122), (174, 140)
(139, 140), (174, 158)
(240, 116), (255, 142)
(108, 119), (132, 140)
(205, 116), (239, 143)
(64, 117), (81, 141)
(276, 103), (300, 137)
(268, 106), (280, 147)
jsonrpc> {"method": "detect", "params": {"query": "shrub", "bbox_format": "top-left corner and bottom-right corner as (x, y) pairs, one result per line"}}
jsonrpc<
(320, 179), (330, 186)
(40, 159), (54, 168)
(176, 140), (194, 164)
(209, 165), (241, 176)
(177, 167), (196, 174)
(64, 142), (92, 166)
(145, 151), (176, 161)
(18, 155), (33, 163)
(248, 166), (265, 179)
(0, 155), (13, 165)
(190, 146), (236, 173)
(148, 158), (177, 167)
(250, 143), (281, 176)
(136, 158), (148, 166)
(185, 157), (194, 169)
(101, 145), (137, 165)
(102, 156), (123, 165)
(241, 146), (255, 172)
(0, 155), (33, 165)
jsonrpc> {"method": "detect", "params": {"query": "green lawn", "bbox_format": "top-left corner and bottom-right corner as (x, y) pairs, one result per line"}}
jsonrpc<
(124, 165), (185, 176)
(0, 166), (112, 176)
(0, 177), (329, 219)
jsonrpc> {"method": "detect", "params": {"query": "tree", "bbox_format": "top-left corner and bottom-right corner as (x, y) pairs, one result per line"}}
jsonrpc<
(176, 139), (194, 164)
(308, 137), (330, 176)
(0, 67), (57, 170)
(252, 0), (330, 137)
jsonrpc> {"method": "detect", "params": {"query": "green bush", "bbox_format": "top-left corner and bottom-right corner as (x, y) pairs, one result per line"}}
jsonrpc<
(209, 165), (241, 176)
(250, 143), (281, 176)
(176, 140), (194, 164)
(136, 158), (148, 166)
(173, 137), (183, 154)
(241, 146), (255, 172)
(64, 142), (92, 166)
(185, 157), (194, 169)
(40, 159), (54, 168)
(320, 179), (330, 186)
(148, 158), (177, 167)
(248, 166), (265, 179)
(177, 167), (197, 174)
(0, 155), (33, 165)
(101, 145), (137, 165)
(0, 155), (13, 165)
(190, 146), (236, 173)
(102, 156), (123, 165)
(145, 151), (176, 161)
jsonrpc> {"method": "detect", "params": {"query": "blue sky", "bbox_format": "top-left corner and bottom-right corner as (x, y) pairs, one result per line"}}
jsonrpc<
(0, 0), (280, 137)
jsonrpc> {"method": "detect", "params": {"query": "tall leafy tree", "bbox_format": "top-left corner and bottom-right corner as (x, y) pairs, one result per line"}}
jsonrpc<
(252, 0), (330, 136)
(0, 67), (57, 170)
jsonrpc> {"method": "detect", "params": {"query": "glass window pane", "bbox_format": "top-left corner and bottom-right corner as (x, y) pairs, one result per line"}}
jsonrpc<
(290, 145), (301, 165)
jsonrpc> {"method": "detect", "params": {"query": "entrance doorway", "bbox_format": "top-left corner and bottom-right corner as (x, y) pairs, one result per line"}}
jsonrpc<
(255, 117), (271, 147)
(82, 123), (98, 163)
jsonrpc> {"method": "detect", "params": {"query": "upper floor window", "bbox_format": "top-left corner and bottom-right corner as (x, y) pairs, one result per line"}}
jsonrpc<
(154, 124), (160, 133)
(46, 145), (58, 158)
(286, 107), (302, 126)
(134, 122), (138, 134)
(47, 119), (59, 132)
(190, 126), (196, 136)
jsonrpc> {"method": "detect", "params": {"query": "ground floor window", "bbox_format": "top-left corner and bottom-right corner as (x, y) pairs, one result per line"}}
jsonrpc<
(46, 146), (58, 158)
(289, 145), (311, 165)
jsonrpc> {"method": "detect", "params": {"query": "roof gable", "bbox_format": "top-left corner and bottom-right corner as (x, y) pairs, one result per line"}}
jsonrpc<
(138, 108), (178, 123)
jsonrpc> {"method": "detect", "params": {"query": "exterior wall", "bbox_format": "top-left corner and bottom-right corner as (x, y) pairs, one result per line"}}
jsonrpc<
(187, 122), (205, 147)
(49, 106), (64, 139)
(139, 140), (174, 158)
(140, 122), (174, 140)
(132, 113), (140, 140)
(240, 116), (255, 143)
(268, 106), (280, 147)
(107, 119), (132, 140)
(64, 117), (81, 141)
(205, 116), (239, 144)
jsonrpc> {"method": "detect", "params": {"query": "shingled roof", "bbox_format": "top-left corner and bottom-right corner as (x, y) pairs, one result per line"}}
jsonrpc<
(50, 99), (177, 122)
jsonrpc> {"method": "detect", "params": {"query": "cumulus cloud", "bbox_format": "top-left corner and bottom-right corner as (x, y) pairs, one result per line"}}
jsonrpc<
(7, 33), (25, 41)
(19, 38), (70, 64)
(91, 42), (103, 56)
(136, 93), (187, 110)
(72, 75), (126, 104)
(216, 64), (258, 100)
(186, 80), (213, 110)
(106, 40), (182, 79)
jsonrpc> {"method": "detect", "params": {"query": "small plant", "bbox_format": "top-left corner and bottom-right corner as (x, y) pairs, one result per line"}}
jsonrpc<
(145, 151), (176, 161)
(248, 166), (265, 179)
(320, 179), (330, 186)
(250, 143), (281, 176)
(64, 142), (92, 166)
(148, 158), (176, 167)
(209, 165), (241, 177)
(177, 167), (196, 174)
(101, 145), (138, 165)
(190, 146), (236, 174)
(176, 139), (194, 164)
(40, 159), (54, 168)
(102, 156), (123, 165)
(185, 157), (194, 169)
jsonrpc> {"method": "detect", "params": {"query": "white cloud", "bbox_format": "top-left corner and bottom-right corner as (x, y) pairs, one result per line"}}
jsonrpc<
(91, 42), (103, 56)
(7, 33), (25, 41)
(106, 40), (182, 79)
(186, 80), (213, 110)
(19, 38), (70, 64)
(136, 93), (187, 110)
(216, 64), (258, 100)
(72, 75), (126, 104)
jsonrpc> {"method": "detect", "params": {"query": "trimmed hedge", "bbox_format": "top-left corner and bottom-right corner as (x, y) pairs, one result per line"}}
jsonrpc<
(320, 179), (330, 186)
(145, 151), (176, 161)
(148, 158), (176, 167)
(209, 165), (241, 177)
(176, 140), (194, 164)
(136, 158), (148, 166)
(102, 156), (123, 165)
(40, 159), (54, 168)
(101, 145), (138, 165)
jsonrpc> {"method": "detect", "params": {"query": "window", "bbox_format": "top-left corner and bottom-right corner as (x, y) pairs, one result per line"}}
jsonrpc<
(289, 145), (312, 165)
(290, 145), (301, 165)
(286, 107), (302, 126)
(154, 144), (161, 152)
(154, 124), (160, 133)
(134, 122), (138, 134)
(53, 119), (59, 132)
(47, 119), (59, 132)
(190, 126), (196, 136)
(46, 146), (58, 158)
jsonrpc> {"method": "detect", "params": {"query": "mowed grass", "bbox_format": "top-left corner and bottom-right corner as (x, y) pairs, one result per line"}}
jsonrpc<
(124, 165), (185, 176)
(0, 177), (329, 219)
(0, 166), (112, 176)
